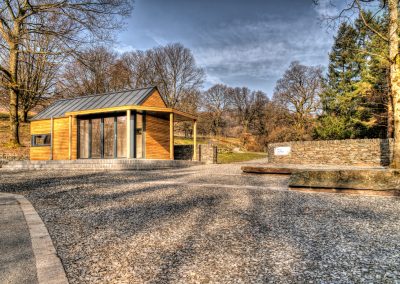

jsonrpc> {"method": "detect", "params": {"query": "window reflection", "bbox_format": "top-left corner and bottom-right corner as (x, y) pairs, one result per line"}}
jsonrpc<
(78, 113), (142, 159)
(117, 116), (127, 158)
(79, 120), (89, 158)
(91, 119), (101, 158)
(136, 113), (143, 158)
(104, 117), (114, 158)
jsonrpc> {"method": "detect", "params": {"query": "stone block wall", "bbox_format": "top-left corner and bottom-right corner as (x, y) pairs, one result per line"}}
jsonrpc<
(199, 144), (218, 164)
(174, 144), (217, 164)
(268, 139), (393, 167)
(174, 145), (198, 161)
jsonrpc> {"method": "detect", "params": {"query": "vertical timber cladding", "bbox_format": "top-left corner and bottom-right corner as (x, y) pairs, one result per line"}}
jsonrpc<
(141, 90), (167, 108)
(53, 117), (78, 160)
(142, 90), (170, 159)
(145, 114), (170, 159)
(30, 119), (51, 160)
(30, 118), (77, 160)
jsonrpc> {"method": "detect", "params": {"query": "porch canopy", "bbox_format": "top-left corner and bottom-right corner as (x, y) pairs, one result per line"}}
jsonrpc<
(31, 87), (197, 160)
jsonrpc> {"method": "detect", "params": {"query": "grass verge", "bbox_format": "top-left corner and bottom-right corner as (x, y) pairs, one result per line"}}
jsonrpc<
(218, 152), (267, 164)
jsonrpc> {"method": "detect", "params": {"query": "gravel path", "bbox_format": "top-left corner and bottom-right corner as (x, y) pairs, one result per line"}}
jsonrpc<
(0, 164), (399, 283)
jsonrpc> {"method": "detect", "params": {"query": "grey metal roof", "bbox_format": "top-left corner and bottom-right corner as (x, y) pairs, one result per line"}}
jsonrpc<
(31, 87), (160, 121)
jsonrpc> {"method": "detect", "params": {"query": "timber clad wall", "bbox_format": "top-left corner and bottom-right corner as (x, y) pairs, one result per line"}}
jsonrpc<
(29, 88), (193, 161)
(146, 115), (170, 159)
(268, 139), (394, 167)
(30, 120), (51, 160)
(53, 117), (77, 160)
(31, 115), (170, 161)
(142, 91), (166, 108)
(30, 118), (77, 160)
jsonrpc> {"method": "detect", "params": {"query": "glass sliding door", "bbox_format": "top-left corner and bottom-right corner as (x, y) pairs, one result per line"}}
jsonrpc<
(79, 120), (90, 159)
(91, 119), (101, 158)
(117, 116), (127, 158)
(103, 117), (114, 158)
(78, 113), (138, 159)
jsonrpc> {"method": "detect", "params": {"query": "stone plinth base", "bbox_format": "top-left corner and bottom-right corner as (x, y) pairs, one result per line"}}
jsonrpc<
(241, 166), (293, 174)
(1, 159), (201, 171)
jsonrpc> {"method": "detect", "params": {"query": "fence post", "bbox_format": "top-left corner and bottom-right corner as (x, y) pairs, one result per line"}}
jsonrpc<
(213, 146), (218, 164)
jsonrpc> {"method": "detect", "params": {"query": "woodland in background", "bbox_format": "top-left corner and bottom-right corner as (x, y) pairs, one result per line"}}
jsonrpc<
(0, 1), (395, 152)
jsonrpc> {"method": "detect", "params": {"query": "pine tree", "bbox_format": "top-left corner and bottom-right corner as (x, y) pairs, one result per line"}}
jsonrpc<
(316, 15), (389, 140)
(316, 22), (363, 139)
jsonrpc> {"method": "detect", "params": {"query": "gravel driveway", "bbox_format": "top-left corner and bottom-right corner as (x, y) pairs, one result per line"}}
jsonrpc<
(0, 164), (399, 283)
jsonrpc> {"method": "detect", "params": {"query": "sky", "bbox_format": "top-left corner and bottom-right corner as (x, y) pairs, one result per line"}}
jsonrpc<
(115, 0), (343, 97)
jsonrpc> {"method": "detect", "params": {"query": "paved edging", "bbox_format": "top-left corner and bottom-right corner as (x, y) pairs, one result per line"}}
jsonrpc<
(1, 193), (68, 284)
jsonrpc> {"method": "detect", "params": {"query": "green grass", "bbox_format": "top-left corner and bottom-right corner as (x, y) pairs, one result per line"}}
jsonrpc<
(174, 136), (208, 145)
(218, 152), (267, 164)
(174, 136), (243, 150)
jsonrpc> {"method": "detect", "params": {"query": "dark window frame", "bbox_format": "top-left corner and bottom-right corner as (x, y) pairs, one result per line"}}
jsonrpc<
(77, 112), (146, 159)
(31, 134), (52, 147)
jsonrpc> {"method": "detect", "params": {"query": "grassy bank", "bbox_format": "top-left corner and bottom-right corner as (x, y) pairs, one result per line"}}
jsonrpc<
(0, 114), (30, 159)
(175, 135), (267, 164)
(174, 136), (242, 149)
(218, 152), (267, 164)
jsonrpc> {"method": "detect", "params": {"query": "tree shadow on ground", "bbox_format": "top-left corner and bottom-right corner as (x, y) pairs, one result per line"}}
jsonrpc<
(0, 170), (189, 195)
(240, 188), (400, 282)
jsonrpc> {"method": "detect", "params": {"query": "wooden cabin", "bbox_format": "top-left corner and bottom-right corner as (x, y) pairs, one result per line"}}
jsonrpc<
(30, 87), (197, 161)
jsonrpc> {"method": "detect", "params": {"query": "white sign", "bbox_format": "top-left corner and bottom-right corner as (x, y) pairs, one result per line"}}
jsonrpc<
(274, 146), (291, 156)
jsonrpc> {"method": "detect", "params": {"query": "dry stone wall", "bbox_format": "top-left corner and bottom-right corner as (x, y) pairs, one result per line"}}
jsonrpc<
(268, 139), (393, 167)
(174, 144), (217, 164)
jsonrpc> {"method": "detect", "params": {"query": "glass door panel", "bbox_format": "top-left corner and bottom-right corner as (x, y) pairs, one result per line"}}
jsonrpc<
(79, 120), (89, 158)
(79, 114), (128, 159)
(117, 116), (126, 158)
(104, 117), (114, 158)
(91, 119), (101, 158)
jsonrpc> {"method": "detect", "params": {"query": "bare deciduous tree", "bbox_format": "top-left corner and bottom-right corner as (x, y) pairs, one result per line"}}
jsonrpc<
(273, 61), (324, 133)
(60, 46), (128, 97)
(123, 43), (205, 108)
(202, 84), (231, 136)
(0, 0), (133, 145)
(230, 87), (268, 134)
(18, 32), (62, 122)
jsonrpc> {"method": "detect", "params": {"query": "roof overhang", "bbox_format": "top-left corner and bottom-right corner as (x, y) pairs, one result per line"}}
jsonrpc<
(65, 105), (197, 122)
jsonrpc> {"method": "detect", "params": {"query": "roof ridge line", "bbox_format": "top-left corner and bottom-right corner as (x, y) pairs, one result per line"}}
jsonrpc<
(30, 86), (159, 121)
(54, 86), (156, 103)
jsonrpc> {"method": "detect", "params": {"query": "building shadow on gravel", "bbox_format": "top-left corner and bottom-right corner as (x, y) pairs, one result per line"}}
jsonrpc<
(0, 170), (190, 195)
(82, 191), (224, 237)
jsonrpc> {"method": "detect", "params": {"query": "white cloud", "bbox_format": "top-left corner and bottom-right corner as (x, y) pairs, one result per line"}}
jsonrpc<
(113, 44), (136, 54)
(192, 16), (333, 93)
(313, 0), (340, 19)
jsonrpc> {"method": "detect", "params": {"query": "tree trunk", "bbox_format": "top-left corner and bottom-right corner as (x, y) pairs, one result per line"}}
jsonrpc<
(8, 44), (20, 146)
(387, 93), (394, 138)
(388, 0), (400, 167)
(21, 110), (28, 123)
(9, 88), (19, 145)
